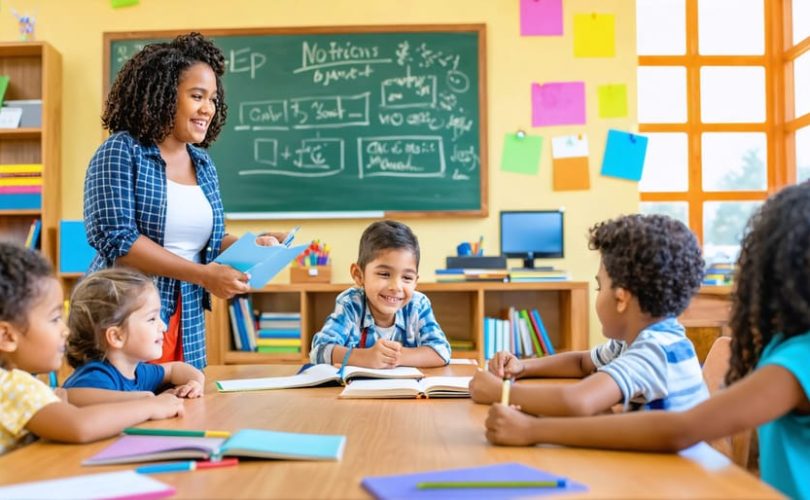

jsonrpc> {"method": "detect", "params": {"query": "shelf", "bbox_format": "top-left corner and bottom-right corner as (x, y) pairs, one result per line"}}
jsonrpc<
(59, 272), (84, 279)
(0, 128), (41, 139)
(0, 209), (41, 216)
(224, 351), (304, 365)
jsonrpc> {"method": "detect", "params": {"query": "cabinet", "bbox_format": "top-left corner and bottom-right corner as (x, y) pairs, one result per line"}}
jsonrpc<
(207, 281), (590, 366)
(0, 42), (61, 265)
(679, 286), (733, 363)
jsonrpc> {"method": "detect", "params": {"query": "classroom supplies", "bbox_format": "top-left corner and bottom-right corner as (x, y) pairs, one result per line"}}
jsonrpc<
(84, 429), (346, 465)
(501, 378), (511, 405)
(531, 81), (586, 127)
(281, 225), (300, 247)
(214, 231), (307, 289)
(574, 13), (616, 58)
(135, 458), (239, 474)
(417, 479), (567, 489)
(520, 0), (563, 36)
(216, 363), (424, 392)
(338, 376), (472, 399)
(362, 462), (586, 499)
(551, 134), (590, 191)
(501, 132), (543, 175)
(0, 470), (175, 500)
(124, 427), (231, 438)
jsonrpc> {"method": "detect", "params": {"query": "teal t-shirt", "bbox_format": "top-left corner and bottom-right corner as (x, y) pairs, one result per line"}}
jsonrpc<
(757, 331), (810, 499)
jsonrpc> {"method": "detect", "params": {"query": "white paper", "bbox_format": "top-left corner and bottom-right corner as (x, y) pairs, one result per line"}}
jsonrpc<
(551, 134), (589, 159)
(0, 470), (174, 500)
(0, 107), (22, 128)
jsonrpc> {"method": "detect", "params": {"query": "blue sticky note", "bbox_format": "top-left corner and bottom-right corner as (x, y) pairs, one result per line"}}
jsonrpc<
(214, 232), (307, 289)
(601, 129), (649, 181)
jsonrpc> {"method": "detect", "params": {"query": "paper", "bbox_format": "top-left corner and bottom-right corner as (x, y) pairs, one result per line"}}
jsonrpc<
(0, 470), (175, 500)
(83, 435), (223, 465)
(214, 232), (307, 288)
(598, 84), (628, 118)
(520, 0), (563, 36)
(574, 13), (616, 57)
(500, 133), (542, 174)
(362, 462), (587, 499)
(0, 107), (22, 128)
(339, 376), (472, 399)
(601, 129), (649, 181)
(216, 364), (424, 392)
(532, 82), (586, 127)
(551, 134), (590, 191)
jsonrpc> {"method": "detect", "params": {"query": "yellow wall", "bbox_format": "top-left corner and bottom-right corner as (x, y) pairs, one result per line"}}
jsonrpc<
(0, 0), (638, 346)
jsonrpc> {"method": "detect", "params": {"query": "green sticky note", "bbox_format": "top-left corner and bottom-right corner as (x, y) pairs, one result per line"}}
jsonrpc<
(574, 13), (615, 58)
(598, 84), (628, 118)
(111, 0), (139, 8)
(501, 132), (543, 175)
(0, 76), (9, 109)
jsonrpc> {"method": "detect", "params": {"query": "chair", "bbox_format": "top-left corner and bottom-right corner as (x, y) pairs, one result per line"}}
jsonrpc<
(702, 336), (755, 470)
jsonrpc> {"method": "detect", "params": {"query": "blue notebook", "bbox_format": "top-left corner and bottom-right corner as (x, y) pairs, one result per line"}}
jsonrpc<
(214, 232), (307, 288)
(362, 463), (587, 499)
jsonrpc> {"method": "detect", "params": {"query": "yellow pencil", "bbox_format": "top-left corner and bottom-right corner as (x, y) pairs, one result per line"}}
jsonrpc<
(501, 378), (511, 405)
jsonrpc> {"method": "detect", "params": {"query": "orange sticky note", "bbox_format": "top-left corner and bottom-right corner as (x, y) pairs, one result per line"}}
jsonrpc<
(551, 135), (590, 191)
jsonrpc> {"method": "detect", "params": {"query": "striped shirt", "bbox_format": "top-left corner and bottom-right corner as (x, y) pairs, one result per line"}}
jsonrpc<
(309, 287), (451, 365)
(83, 131), (226, 369)
(590, 317), (709, 411)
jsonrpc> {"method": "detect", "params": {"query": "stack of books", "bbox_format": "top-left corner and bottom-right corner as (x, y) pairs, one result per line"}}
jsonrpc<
(256, 312), (302, 354)
(483, 307), (555, 360)
(448, 338), (475, 353)
(434, 268), (509, 283)
(703, 262), (735, 286)
(0, 163), (42, 209)
(509, 268), (569, 282)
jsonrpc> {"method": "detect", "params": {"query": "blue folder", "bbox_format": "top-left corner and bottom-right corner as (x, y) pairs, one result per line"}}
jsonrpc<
(214, 232), (307, 289)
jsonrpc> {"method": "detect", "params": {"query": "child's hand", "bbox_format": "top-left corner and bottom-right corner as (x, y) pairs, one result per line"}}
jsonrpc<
(201, 262), (250, 298)
(358, 340), (401, 369)
(148, 393), (185, 420)
(469, 369), (504, 404)
(485, 403), (536, 446)
(165, 380), (204, 399)
(488, 351), (525, 379)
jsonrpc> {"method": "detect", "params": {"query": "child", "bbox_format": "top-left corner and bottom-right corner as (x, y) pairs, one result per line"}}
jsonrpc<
(63, 268), (205, 405)
(310, 220), (451, 368)
(470, 214), (708, 416)
(0, 243), (183, 454)
(484, 183), (810, 499)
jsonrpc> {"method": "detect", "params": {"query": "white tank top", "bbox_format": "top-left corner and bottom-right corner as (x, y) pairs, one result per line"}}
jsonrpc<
(163, 179), (214, 263)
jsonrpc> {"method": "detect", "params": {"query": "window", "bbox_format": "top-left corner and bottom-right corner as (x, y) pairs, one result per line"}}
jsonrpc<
(636, 0), (806, 263)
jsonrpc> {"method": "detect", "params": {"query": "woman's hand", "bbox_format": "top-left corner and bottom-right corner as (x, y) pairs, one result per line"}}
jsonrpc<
(256, 231), (287, 246)
(201, 262), (250, 298)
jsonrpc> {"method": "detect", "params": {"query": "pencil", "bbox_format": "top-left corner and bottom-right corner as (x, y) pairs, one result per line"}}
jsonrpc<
(417, 479), (567, 489)
(123, 428), (231, 438)
(501, 378), (511, 405)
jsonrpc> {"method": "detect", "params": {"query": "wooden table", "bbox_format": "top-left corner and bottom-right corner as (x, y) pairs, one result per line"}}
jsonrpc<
(0, 364), (779, 498)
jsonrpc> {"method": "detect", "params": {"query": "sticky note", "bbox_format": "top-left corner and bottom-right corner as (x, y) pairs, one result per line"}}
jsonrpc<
(501, 133), (543, 175)
(551, 135), (590, 190)
(532, 82), (586, 127)
(111, 0), (139, 8)
(520, 0), (563, 36)
(601, 129), (649, 181)
(598, 84), (628, 118)
(574, 13), (616, 57)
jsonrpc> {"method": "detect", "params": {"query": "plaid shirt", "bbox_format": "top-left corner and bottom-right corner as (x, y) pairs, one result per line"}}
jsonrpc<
(83, 131), (225, 369)
(309, 287), (452, 365)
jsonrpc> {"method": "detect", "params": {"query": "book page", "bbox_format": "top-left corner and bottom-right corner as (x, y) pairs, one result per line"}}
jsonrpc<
(339, 378), (422, 398)
(342, 365), (424, 381)
(0, 470), (175, 500)
(421, 376), (472, 397)
(216, 364), (339, 392)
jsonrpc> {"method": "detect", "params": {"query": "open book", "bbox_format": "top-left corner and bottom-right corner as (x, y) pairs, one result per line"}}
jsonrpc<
(216, 363), (424, 392)
(338, 376), (472, 399)
(83, 429), (346, 465)
(214, 232), (307, 289)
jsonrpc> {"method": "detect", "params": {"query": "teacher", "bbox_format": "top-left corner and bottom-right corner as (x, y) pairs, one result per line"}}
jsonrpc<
(83, 33), (283, 369)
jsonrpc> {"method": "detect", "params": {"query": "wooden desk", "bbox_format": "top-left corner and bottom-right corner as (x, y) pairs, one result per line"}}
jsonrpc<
(0, 365), (778, 499)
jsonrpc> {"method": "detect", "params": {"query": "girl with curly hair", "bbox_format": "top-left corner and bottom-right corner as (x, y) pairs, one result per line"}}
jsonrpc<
(84, 33), (285, 369)
(484, 182), (810, 499)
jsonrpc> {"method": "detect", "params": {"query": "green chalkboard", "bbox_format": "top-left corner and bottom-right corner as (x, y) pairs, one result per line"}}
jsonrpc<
(104, 26), (487, 218)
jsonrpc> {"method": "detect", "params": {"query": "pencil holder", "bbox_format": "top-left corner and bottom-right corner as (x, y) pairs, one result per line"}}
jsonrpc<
(290, 265), (332, 284)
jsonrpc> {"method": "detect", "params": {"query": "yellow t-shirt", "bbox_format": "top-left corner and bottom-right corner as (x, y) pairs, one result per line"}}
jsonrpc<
(0, 367), (60, 455)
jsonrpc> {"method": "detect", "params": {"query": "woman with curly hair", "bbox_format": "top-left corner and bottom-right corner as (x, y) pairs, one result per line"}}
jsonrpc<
(484, 182), (810, 499)
(83, 33), (284, 369)
(470, 213), (708, 415)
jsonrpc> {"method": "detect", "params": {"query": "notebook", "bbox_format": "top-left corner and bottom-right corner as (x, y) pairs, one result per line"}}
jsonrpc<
(0, 470), (175, 500)
(214, 231), (308, 289)
(216, 363), (424, 392)
(362, 463), (587, 499)
(338, 376), (472, 399)
(83, 429), (346, 465)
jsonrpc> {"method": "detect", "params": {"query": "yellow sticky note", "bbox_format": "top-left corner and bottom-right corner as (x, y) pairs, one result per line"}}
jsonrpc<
(574, 13), (615, 58)
(598, 84), (628, 118)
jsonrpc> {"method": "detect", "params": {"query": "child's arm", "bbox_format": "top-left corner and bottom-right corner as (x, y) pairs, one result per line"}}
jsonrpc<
(489, 350), (597, 379)
(485, 364), (804, 449)
(406, 296), (451, 367)
(332, 341), (401, 369)
(64, 387), (155, 406)
(470, 368), (622, 416)
(25, 393), (185, 444)
(161, 362), (205, 398)
(398, 346), (445, 368)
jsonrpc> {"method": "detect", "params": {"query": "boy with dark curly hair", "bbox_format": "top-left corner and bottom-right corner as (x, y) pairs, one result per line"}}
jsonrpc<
(470, 214), (708, 416)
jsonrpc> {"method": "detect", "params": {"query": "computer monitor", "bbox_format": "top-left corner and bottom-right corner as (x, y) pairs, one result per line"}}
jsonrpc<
(500, 210), (564, 269)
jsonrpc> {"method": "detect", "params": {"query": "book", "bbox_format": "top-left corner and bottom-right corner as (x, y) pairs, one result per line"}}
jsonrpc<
(0, 470), (175, 500)
(362, 463), (587, 499)
(0, 76), (9, 108)
(214, 231), (307, 289)
(216, 363), (425, 392)
(338, 376), (472, 399)
(83, 429), (346, 465)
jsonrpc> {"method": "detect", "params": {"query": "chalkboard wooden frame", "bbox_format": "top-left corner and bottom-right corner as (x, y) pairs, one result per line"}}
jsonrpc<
(103, 25), (488, 219)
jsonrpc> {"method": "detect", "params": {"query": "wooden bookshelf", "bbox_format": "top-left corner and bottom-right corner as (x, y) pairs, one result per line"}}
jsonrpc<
(207, 281), (590, 366)
(0, 42), (61, 266)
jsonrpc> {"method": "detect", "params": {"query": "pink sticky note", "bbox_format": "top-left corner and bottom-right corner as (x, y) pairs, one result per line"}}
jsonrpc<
(520, 0), (563, 36)
(532, 82), (586, 127)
